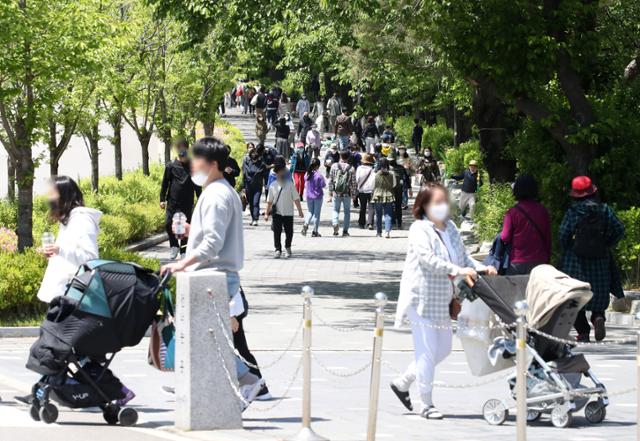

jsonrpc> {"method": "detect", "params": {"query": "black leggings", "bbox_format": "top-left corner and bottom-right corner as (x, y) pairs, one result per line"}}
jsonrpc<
(233, 317), (262, 378)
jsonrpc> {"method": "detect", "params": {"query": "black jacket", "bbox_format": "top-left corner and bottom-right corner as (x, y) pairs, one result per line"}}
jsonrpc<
(243, 157), (266, 189)
(362, 123), (379, 139)
(297, 116), (313, 140)
(224, 156), (241, 188)
(274, 121), (290, 139)
(452, 169), (483, 193)
(160, 159), (201, 212)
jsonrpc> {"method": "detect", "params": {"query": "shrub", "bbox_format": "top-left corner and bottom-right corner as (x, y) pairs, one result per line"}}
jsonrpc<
(0, 249), (48, 317)
(0, 227), (17, 253)
(423, 123), (454, 159)
(617, 207), (640, 287)
(444, 139), (482, 178)
(474, 183), (514, 242)
(393, 116), (415, 146)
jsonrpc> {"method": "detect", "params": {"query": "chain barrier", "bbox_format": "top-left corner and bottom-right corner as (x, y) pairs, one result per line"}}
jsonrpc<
(250, 356), (304, 413)
(312, 310), (371, 333)
(209, 293), (303, 371)
(381, 361), (513, 389)
(525, 325), (637, 347)
(311, 352), (372, 378)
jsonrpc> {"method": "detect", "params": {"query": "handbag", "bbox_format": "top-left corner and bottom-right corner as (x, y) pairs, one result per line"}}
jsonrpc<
(148, 288), (176, 372)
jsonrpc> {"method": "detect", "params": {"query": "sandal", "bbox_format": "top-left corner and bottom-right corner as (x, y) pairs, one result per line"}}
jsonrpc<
(390, 383), (413, 411)
(421, 406), (444, 420)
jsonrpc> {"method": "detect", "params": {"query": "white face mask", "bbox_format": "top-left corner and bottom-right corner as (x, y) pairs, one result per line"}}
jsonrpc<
(191, 171), (209, 187)
(428, 202), (449, 223)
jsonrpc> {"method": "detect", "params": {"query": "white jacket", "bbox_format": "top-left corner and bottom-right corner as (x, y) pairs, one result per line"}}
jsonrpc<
(37, 207), (102, 303)
(394, 219), (484, 327)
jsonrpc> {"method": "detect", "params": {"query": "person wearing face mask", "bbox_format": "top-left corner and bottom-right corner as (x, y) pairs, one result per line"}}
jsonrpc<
(243, 147), (267, 226)
(390, 183), (496, 420)
(265, 157), (304, 258)
(161, 137), (266, 408)
(419, 148), (440, 186)
(160, 139), (202, 259)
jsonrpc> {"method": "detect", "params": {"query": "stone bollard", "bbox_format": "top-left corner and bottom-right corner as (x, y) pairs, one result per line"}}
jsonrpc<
(174, 270), (243, 431)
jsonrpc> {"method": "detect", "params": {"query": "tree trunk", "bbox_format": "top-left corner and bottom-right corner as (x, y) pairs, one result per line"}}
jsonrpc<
(109, 110), (123, 180)
(203, 120), (214, 137)
(88, 122), (100, 192)
(472, 86), (517, 182)
(15, 147), (34, 250)
(139, 130), (151, 176)
(7, 156), (16, 202)
(158, 92), (172, 164)
(48, 119), (60, 176)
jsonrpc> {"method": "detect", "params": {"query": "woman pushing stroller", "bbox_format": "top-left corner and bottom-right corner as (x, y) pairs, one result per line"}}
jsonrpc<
(391, 183), (496, 420)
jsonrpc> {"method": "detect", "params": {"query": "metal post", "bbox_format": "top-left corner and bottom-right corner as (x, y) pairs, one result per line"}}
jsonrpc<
(366, 293), (387, 441)
(637, 331), (639, 441)
(515, 300), (528, 441)
(290, 286), (329, 441)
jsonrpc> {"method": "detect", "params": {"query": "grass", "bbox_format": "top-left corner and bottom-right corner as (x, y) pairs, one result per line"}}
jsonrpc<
(0, 312), (44, 327)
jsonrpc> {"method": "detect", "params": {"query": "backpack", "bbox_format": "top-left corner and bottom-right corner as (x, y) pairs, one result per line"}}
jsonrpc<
(572, 206), (609, 259)
(334, 165), (351, 194)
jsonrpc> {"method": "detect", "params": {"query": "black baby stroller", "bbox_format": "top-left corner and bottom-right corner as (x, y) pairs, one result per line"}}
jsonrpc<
(26, 260), (171, 425)
(459, 264), (608, 428)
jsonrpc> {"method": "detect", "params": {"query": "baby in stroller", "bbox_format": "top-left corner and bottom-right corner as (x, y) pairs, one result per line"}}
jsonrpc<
(25, 260), (170, 425)
(458, 264), (608, 428)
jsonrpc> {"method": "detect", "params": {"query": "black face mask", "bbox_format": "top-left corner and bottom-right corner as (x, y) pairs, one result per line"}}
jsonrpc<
(48, 199), (60, 212)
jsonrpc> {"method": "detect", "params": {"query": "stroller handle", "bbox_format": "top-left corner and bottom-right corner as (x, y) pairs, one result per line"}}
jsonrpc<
(158, 271), (172, 288)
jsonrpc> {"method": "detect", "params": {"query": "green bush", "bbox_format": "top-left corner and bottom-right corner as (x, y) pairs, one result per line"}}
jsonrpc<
(217, 119), (248, 190)
(423, 123), (454, 159)
(0, 249), (48, 319)
(393, 116), (415, 146)
(617, 207), (640, 287)
(474, 183), (514, 242)
(444, 139), (482, 178)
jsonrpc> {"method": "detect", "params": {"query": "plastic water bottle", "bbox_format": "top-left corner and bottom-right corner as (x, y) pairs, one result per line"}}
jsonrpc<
(41, 231), (55, 247)
(172, 212), (187, 239)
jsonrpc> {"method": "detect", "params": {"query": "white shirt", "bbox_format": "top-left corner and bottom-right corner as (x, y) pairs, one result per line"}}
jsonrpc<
(37, 207), (102, 303)
(268, 178), (299, 216)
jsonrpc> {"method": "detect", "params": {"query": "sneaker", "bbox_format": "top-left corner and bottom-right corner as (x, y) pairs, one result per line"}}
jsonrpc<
(301, 224), (309, 236)
(385, 231), (391, 239)
(274, 250), (282, 259)
(179, 253), (185, 260)
(576, 333), (590, 343)
(421, 405), (444, 420)
(240, 378), (266, 407)
(311, 231), (321, 237)
(376, 233), (382, 238)
(368, 224), (374, 230)
(390, 383), (413, 411)
(161, 385), (175, 396)
(592, 316), (606, 342)
(333, 225), (340, 236)
(342, 231), (350, 237)
(255, 383), (272, 401)
(14, 395), (32, 406)
(285, 248), (292, 258)
(169, 247), (179, 260)
(115, 386), (136, 406)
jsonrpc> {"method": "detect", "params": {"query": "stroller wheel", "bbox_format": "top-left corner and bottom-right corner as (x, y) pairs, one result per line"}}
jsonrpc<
(584, 400), (606, 424)
(526, 410), (541, 422)
(550, 406), (572, 428)
(118, 407), (138, 426)
(482, 399), (508, 425)
(38, 403), (58, 424)
(29, 404), (40, 422)
(103, 406), (119, 425)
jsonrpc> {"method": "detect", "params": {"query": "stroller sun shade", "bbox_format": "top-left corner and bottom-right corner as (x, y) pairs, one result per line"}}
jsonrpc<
(67, 271), (111, 318)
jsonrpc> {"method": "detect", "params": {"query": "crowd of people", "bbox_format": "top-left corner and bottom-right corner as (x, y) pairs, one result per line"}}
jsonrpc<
(21, 87), (627, 421)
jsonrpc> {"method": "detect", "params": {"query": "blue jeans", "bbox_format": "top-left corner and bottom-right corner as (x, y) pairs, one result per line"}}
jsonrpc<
(305, 198), (323, 232)
(332, 194), (351, 232)
(246, 185), (262, 221)
(375, 202), (393, 234)
(338, 135), (350, 149)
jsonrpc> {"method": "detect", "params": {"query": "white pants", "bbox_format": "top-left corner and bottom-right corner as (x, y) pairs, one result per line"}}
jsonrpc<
(458, 191), (476, 218)
(396, 308), (452, 407)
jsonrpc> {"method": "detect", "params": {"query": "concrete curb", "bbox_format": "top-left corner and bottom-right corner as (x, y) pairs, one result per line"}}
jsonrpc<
(162, 427), (280, 441)
(125, 232), (169, 252)
(0, 327), (39, 338)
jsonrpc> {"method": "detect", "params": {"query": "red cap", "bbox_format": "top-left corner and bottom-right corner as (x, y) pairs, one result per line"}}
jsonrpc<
(569, 176), (597, 198)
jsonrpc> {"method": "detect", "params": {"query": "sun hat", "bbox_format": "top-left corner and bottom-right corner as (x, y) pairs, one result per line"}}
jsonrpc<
(468, 159), (478, 166)
(569, 175), (598, 198)
(361, 153), (375, 165)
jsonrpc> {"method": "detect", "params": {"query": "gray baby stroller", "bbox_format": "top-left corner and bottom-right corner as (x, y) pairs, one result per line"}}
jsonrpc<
(460, 265), (608, 428)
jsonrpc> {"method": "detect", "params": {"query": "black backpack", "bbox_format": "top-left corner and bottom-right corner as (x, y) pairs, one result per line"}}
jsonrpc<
(572, 206), (609, 259)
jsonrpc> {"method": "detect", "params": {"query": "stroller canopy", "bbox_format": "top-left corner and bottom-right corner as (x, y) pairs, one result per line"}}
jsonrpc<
(525, 265), (592, 329)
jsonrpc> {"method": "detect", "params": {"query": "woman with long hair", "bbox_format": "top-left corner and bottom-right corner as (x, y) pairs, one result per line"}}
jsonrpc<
(37, 176), (102, 303)
(301, 158), (326, 237)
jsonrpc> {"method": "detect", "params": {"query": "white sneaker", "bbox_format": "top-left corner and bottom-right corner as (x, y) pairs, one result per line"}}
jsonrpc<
(169, 247), (179, 260)
(240, 378), (265, 410)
